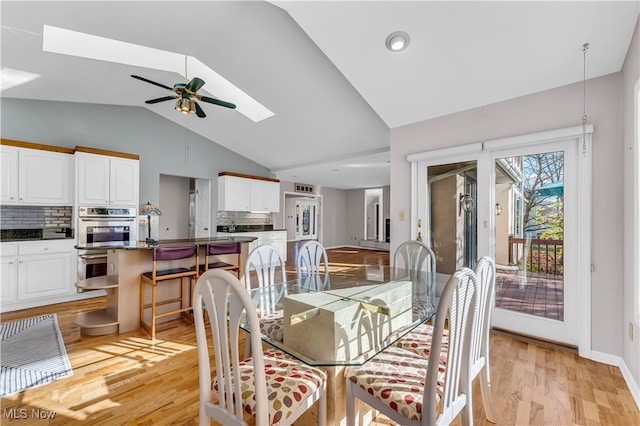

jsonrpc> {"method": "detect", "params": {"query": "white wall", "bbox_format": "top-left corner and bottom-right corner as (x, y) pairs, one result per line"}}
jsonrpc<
(319, 186), (348, 248)
(622, 17), (640, 397)
(391, 73), (623, 358)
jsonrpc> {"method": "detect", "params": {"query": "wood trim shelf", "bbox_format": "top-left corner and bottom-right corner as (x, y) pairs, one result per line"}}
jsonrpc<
(74, 145), (139, 160)
(218, 171), (279, 183)
(1, 138), (75, 154)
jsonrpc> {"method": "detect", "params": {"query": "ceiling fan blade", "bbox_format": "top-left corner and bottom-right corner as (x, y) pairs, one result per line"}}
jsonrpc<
(145, 96), (177, 104)
(131, 75), (173, 91)
(186, 77), (205, 93)
(200, 96), (237, 109)
(194, 102), (206, 118)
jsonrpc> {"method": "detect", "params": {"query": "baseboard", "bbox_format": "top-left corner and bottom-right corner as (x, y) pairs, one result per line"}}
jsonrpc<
(591, 350), (640, 411)
(324, 244), (390, 252)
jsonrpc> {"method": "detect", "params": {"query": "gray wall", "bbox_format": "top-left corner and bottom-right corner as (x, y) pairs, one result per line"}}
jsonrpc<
(319, 186), (348, 248)
(622, 17), (640, 394)
(390, 72), (626, 364)
(1, 98), (273, 233)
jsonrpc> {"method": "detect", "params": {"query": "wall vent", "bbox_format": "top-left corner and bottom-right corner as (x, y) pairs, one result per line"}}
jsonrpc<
(295, 183), (314, 194)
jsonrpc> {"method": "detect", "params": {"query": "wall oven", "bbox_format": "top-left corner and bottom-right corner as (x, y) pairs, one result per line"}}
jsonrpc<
(77, 206), (138, 281)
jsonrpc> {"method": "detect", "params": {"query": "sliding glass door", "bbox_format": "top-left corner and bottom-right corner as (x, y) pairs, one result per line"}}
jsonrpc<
(409, 126), (591, 350)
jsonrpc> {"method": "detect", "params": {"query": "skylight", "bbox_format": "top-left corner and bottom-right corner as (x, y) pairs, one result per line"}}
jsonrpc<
(42, 25), (274, 122)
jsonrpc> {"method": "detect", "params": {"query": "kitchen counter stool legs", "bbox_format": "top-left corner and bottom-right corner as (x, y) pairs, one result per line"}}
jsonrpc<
(139, 245), (199, 338)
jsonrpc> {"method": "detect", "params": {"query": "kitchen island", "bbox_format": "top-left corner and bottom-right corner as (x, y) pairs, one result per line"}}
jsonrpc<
(74, 236), (256, 336)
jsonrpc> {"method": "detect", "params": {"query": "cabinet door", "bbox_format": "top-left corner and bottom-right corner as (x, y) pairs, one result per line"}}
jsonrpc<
(77, 153), (110, 205)
(17, 252), (72, 300)
(250, 180), (280, 212)
(110, 157), (139, 206)
(19, 149), (71, 205)
(0, 145), (19, 203)
(219, 176), (251, 211)
(1, 256), (18, 303)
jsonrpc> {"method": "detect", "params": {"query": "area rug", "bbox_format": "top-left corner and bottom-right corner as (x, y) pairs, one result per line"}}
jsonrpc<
(1, 314), (73, 397)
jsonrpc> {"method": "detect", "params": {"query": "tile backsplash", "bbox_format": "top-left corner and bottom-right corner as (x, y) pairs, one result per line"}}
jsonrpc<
(217, 211), (271, 226)
(0, 206), (73, 229)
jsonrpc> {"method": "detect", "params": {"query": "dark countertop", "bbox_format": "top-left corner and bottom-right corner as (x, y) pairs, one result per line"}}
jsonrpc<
(75, 235), (257, 251)
(1, 227), (74, 242)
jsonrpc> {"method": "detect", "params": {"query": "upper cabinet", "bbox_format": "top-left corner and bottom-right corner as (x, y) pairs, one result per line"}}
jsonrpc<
(76, 149), (139, 207)
(218, 172), (280, 212)
(1, 142), (73, 205)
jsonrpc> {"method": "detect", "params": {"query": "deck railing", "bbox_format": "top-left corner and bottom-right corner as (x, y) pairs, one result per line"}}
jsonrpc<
(507, 236), (564, 275)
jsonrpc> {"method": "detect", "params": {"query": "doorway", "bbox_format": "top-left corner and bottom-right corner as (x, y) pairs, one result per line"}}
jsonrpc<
(159, 174), (211, 239)
(409, 125), (592, 352)
(364, 188), (384, 242)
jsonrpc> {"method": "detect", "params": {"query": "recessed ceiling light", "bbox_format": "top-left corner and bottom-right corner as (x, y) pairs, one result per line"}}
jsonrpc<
(385, 31), (410, 52)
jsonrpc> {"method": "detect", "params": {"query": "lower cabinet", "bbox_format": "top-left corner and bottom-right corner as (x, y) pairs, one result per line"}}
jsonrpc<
(1, 240), (75, 310)
(222, 231), (287, 263)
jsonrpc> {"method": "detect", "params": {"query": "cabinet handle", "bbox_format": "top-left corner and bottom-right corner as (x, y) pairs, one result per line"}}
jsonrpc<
(9, 261), (14, 264)
(44, 247), (49, 251)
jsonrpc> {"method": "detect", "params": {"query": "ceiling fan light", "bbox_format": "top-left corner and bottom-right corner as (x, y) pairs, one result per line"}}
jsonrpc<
(188, 100), (196, 114)
(178, 98), (191, 114)
(385, 31), (410, 52)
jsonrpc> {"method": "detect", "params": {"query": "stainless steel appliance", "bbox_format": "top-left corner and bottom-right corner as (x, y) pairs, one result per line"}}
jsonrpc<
(77, 206), (137, 281)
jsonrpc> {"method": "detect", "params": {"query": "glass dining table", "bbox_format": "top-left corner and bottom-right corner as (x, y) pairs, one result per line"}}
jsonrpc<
(239, 264), (437, 425)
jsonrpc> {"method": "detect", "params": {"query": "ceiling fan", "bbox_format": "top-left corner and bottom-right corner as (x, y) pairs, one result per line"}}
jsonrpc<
(131, 74), (236, 118)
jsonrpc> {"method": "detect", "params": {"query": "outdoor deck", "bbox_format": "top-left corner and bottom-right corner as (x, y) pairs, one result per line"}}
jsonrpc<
(495, 269), (564, 320)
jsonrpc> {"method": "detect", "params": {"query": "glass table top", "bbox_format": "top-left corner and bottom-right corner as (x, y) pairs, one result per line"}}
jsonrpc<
(241, 266), (436, 366)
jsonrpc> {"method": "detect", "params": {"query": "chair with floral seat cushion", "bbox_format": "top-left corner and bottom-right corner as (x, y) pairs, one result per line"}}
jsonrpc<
(345, 267), (477, 426)
(392, 240), (437, 320)
(393, 256), (497, 424)
(193, 269), (326, 426)
(243, 244), (287, 357)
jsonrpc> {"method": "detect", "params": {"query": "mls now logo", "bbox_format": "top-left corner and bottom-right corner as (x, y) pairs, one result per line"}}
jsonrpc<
(3, 408), (57, 419)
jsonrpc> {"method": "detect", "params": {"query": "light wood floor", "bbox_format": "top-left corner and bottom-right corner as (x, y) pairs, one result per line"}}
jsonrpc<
(1, 245), (638, 425)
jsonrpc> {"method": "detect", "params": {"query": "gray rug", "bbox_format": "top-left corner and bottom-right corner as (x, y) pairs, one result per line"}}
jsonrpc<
(1, 314), (73, 397)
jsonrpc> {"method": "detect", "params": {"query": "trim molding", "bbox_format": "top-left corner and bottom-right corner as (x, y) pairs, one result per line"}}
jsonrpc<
(590, 350), (640, 411)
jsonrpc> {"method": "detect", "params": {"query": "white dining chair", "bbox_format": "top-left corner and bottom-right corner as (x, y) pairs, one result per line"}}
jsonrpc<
(393, 240), (437, 319)
(465, 256), (497, 424)
(243, 244), (287, 357)
(345, 267), (477, 426)
(295, 240), (329, 289)
(193, 269), (327, 426)
(394, 256), (498, 424)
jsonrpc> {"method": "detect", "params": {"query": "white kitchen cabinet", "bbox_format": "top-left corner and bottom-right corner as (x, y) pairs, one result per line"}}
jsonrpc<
(250, 180), (281, 212)
(258, 231), (287, 262)
(221, 231), (286, 263)
(76, 151), (139, 206)
(218, 173), (280, 212)
(1, 241), (75, 310)
(218, 175), (251, 211)
(1, 145), (72, 205)
(1, 244), (18, 304)
(1, 146), (19, 203)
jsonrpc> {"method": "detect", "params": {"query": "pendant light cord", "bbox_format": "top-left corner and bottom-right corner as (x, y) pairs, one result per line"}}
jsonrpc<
(582, 42), (589, 154)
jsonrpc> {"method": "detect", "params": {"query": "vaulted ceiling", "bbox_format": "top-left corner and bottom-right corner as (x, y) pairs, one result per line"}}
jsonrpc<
(1, 1), (638, 189)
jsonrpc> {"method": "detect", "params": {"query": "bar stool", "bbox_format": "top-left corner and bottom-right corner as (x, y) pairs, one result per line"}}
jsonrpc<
(200, 242), (241, 278)
(140, 244), (199, 338)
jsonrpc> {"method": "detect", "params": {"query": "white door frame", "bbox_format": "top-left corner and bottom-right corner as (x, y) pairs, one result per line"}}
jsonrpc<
(408, 125), (592, 357)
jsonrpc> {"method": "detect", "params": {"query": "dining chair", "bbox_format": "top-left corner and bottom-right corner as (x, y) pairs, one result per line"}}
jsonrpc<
(394, 256), (498, 424)
(243, 244), (287, 357)
(200, 241), (241, 277)
(193, 269), (327, 426)
(139, 244), (199, 338)
(345, 267), (477, 426)
(295, 240), (330, 289)
(393, 240), (437, 319)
